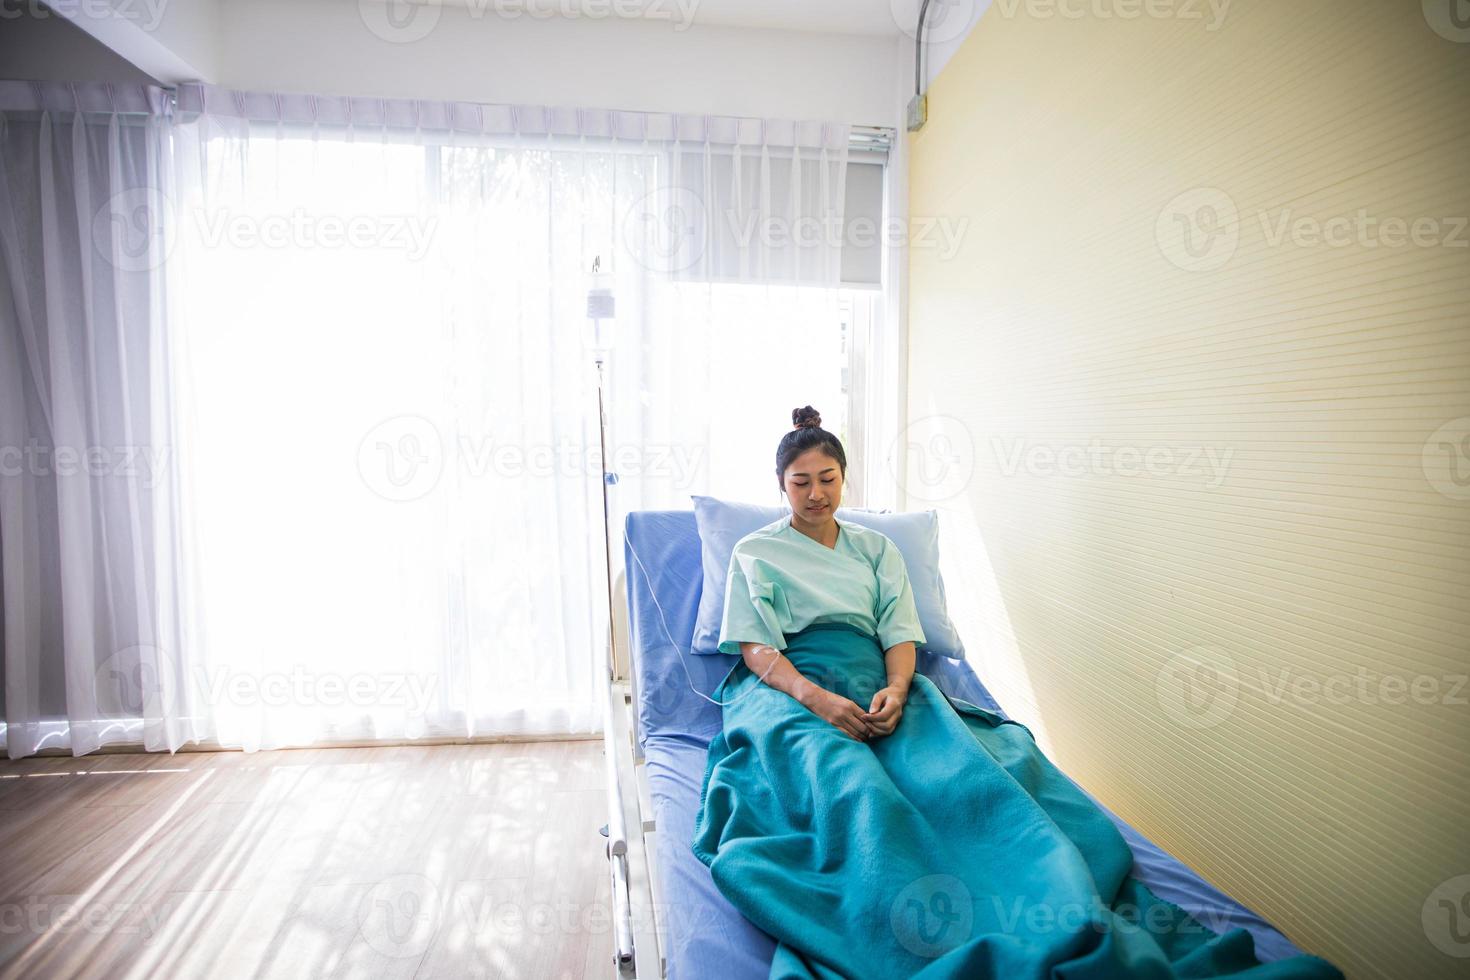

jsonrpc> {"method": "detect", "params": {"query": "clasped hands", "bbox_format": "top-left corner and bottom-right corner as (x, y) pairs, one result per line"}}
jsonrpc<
(802, 682), (908, 742)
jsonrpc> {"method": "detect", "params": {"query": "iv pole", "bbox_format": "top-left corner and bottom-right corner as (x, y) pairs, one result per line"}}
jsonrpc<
(588, 254), (619, 685)
(588, 256), (635, 971)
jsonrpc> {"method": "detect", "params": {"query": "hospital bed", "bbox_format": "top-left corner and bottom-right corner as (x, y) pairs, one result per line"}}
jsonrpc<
(603, 508), (1309, 979)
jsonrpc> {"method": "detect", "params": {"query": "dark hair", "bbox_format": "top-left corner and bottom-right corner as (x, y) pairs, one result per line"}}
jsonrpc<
(776, 405), (847, 481)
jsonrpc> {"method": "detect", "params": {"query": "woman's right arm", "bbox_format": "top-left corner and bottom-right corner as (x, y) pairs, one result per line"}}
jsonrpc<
(739, 642), (875, 741)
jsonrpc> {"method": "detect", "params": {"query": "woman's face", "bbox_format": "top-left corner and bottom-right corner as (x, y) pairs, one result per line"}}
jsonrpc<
(781, 448), (844, 526)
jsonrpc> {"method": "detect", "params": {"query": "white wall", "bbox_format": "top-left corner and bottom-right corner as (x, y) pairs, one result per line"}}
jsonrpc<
(214, 0), (899, 125)
(0, 7), (158, 84)
(33, 0), (221, 85)
(33, 0), (909, 125)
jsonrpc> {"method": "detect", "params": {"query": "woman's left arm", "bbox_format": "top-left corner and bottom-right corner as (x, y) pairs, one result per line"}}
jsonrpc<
(869, 536), (925, 737)
(866, 640), (915, 736)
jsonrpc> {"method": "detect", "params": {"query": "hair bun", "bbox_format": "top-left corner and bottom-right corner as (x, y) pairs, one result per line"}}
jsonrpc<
(791, 405), (822, 430)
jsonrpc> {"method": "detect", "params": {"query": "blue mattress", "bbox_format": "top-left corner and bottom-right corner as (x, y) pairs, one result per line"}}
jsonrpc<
(623, 510), (1304, 979)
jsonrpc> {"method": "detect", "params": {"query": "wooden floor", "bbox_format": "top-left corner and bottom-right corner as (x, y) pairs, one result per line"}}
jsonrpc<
(0, 740), (613, 980)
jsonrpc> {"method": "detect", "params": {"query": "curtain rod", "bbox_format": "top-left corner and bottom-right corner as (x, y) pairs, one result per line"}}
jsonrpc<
(851, 125), (896, 154)
(2, 83), (893, 155)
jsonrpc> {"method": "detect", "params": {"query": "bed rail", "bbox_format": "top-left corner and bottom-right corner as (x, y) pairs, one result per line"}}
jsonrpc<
(602, 673), (666, 978)
(603, 680), (635, 972)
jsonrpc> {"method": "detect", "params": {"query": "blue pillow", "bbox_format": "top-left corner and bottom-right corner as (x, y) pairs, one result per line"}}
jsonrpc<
(688, 495), (966, 660)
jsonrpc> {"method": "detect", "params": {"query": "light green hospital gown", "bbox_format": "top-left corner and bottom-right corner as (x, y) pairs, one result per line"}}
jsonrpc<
(718, 516), (927, 655)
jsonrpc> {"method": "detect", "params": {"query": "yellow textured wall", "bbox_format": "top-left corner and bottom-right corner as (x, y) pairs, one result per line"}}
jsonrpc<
(905, 2), (1469, 978)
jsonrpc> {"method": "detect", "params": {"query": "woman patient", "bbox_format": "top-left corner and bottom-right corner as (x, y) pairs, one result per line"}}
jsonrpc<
(720, 405), (919, 743)
(691, 406), (1342, 980)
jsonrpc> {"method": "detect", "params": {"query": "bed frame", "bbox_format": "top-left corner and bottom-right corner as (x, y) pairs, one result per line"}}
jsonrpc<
(596, 508), (1310, 979)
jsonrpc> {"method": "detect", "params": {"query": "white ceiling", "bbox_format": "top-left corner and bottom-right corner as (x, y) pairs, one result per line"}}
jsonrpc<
(339, 0), (933, 36)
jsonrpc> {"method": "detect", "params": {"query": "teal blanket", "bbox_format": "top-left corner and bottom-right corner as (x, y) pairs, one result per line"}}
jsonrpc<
(692, 623), (1342, 980)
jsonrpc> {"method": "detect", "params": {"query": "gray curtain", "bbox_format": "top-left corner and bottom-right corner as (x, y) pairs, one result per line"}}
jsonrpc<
(0, 81), (198, 758)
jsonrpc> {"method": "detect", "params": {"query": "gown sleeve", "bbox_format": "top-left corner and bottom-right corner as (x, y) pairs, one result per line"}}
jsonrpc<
(874, 536), (927, 652)
(717, 546), (788, 656)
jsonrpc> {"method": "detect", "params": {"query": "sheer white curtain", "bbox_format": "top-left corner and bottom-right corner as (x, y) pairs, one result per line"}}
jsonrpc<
(0, 82), (203, 759)
(0, 82), (853, 756)
(153, 85), (852, 751)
